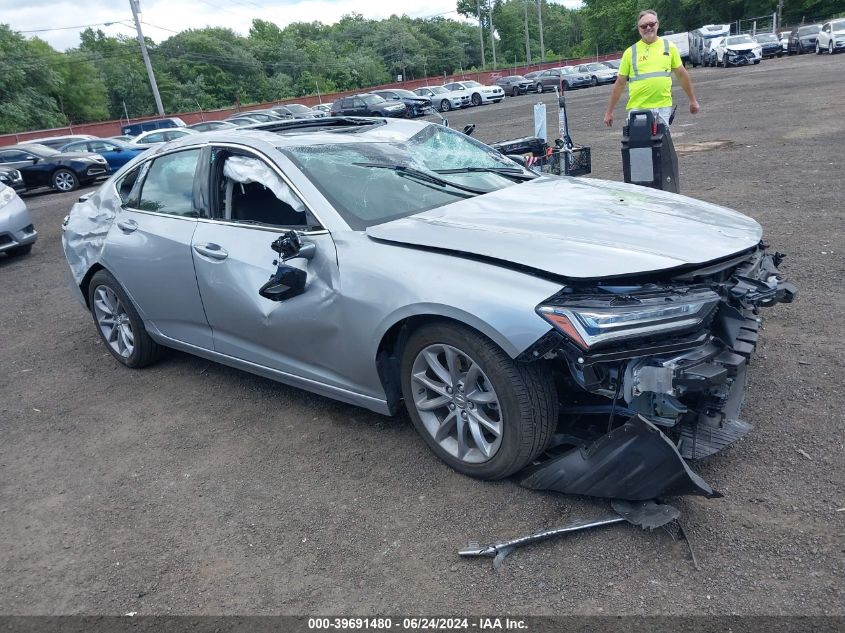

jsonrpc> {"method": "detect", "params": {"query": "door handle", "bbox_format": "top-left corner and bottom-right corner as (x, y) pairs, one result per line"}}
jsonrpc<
(116, 219), (138, 233)
(193, 243), (229, 260)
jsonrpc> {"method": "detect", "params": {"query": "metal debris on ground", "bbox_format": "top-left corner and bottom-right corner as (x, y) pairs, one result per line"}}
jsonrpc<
(459, 500), (696, 570)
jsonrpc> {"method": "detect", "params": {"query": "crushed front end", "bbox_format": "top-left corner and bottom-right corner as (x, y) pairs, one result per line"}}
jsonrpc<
(519, 244), (796, 500)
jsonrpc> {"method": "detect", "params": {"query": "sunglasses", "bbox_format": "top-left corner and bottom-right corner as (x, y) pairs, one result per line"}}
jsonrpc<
(638, 21), (658, 30)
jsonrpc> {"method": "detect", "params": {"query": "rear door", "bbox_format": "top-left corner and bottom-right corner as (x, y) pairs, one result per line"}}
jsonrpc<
(102, 148), (213, 348)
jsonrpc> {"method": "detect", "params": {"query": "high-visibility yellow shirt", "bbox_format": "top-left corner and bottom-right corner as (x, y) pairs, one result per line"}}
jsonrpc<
(618, 37), (681, 109)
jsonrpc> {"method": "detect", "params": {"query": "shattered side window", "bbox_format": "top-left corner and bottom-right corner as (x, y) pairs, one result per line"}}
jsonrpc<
(114, 164), (143, 205)
(215, 152), (309, 228)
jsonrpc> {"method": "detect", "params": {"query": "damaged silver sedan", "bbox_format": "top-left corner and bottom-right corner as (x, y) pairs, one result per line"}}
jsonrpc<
(62, 117), (795, 500)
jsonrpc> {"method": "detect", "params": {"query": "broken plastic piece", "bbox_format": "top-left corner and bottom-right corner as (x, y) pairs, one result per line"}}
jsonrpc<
(518, 416), (720, 500)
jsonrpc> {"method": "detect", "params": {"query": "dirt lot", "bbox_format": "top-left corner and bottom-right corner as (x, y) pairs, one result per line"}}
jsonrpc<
(1, 54), (843, 617)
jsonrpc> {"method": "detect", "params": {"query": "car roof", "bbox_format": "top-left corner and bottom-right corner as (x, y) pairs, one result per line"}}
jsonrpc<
(148, 117), (428, 154)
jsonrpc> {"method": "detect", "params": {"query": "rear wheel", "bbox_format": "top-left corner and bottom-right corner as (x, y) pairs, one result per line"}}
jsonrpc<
(400, 322), (557, 480)
(88, 270), (162, 368)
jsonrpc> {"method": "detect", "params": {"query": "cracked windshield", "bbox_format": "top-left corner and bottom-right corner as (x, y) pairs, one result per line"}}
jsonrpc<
(282, 125), (532, 229)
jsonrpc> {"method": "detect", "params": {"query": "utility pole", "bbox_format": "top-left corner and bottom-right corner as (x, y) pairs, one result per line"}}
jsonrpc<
(129, 0), (164, 116)
(776, 0), (784, 31)
(477, 0), (486, 69)
(524, 0), (531, 64)
(536, 0), (545, 63)
(488, 2), (496, 68)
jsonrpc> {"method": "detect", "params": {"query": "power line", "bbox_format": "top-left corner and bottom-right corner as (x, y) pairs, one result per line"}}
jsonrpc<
(18, 19), (132, 34)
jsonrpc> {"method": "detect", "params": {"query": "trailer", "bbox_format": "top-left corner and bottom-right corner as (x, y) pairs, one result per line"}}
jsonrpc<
(663, 31), (690, 64)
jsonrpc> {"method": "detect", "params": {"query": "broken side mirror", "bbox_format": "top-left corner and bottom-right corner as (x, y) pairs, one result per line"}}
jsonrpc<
(259, 265), (306, 302)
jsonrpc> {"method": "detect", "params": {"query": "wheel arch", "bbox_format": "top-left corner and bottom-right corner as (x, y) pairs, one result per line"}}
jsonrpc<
(374, 308), (527, 415)
(79, 262), (107, 309)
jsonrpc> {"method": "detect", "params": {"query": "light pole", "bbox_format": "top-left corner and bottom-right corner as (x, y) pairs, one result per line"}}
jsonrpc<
(128, 0), (164, 116)
(536, 0), (545, 63)
(477, 0), (486, 69)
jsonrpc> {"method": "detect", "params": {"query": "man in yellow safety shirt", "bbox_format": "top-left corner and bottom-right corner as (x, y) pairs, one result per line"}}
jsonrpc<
(603, 9), (700, 127)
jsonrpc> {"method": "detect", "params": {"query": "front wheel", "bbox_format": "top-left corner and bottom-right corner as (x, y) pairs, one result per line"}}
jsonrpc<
(52, 168), (79, 192)
(830, 42), (835, 55)
(440, 99), (451, 112)
(511, 87), (519, 97)
(723, 54), (729, 68)
(816, 42), (822, 54)
(88, 270), (162, 368)
(535, 83), (544, 94)
(470, 93), (482, 107)
(590, 76), (598, 87)
(400, 322), (558, 480)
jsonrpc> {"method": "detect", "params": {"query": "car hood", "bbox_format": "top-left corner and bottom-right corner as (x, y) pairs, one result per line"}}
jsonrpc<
(366, 176), (762, 279)
(726, 43), (757, 51)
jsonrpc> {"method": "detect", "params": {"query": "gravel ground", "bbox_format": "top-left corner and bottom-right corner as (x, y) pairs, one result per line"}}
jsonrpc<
(0, 54), (843, 617)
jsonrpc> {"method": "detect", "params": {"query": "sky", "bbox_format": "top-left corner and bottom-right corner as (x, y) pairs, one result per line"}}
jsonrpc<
(0, 0), (580, 51)
(2, 0), (582, 51)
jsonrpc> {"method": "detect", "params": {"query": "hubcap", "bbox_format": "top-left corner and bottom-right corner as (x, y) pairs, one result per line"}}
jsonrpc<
(93, 286), (134, 358)
(410, 344), (503, 464)
(55, 172), (75, 191)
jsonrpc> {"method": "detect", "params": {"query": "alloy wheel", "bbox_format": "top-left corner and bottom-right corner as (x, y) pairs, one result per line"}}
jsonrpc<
(410, 343), (503, 464)
(53, 170), (78, 191)
(93, 285), (135, 359)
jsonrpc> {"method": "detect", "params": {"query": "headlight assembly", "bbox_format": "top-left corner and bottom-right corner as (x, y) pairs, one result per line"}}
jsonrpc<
(537, 289), (720, 350)
(0, 184), (17, 209)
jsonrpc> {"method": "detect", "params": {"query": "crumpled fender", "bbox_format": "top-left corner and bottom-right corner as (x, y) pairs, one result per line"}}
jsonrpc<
(518, 415), (720, 500)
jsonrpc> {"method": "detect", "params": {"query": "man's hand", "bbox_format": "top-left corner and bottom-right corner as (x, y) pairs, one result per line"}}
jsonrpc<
(604, 111), (614, 127)
(689, 99), (700, 115)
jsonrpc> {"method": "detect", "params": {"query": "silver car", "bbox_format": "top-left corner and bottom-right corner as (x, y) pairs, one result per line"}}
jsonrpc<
(0, 181), (37, 257)
(62, 118), (794, 500)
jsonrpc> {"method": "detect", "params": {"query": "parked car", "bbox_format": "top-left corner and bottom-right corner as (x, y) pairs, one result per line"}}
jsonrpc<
(131, 128), (197, 148)
(108, 135), (136, 143)
(576, 62), (618, 86)
(276, 103), (322, 119)
(412, 86), (470, 112)
(20, 134), (98, 150)
(494, 75), (533, 97)
(815, 19), (845, 54)
(0, 181), (37, 257)
(442, 80), (504, 106)
(188, 121), (237, 132)
(330, 94), (406, 117)
(715, 34), (763, 66)
(0, 166), (25, 193)
(703, 38), (722, 66)
(753, 32), (782, 58)
(121, 117), (186, 137)
(534, 67), (590, 92)
(601, 59), (622, 69)
(788, 25), (821, 54)
(523, 70), (542, 81)
(372, 89), (435, 118)
(59, 139), (145, 172)
(0, 143), (108, 192)
(778, 31), (791, 53)
(226, 111), (285, 125)
(61, 117), (794, 498)
(311, 104), (332, 116)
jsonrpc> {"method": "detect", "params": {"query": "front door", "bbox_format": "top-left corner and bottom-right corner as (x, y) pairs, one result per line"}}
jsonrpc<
(191, 148), (344, 386)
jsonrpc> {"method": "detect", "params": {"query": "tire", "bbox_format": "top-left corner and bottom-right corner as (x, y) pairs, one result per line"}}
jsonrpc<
(830, 42), (835, 55)
(590, 76), (598, 87)
(6, 243), (33, 257)
(535, 83), (544, 94)
(816, 42), (822, 54)
(777, 52), (783, 58)
(563, 80), (571, 90)
(511, 87), (518, 97)
(723, 54), (729, 68)
(52, 168), (79, 192)
(88, 269), (162, 368)
(753, 59), (760, 64)
(439, 99), (451, 112)
(400, 322), (557, 480)
(470, 93), (482, 107)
